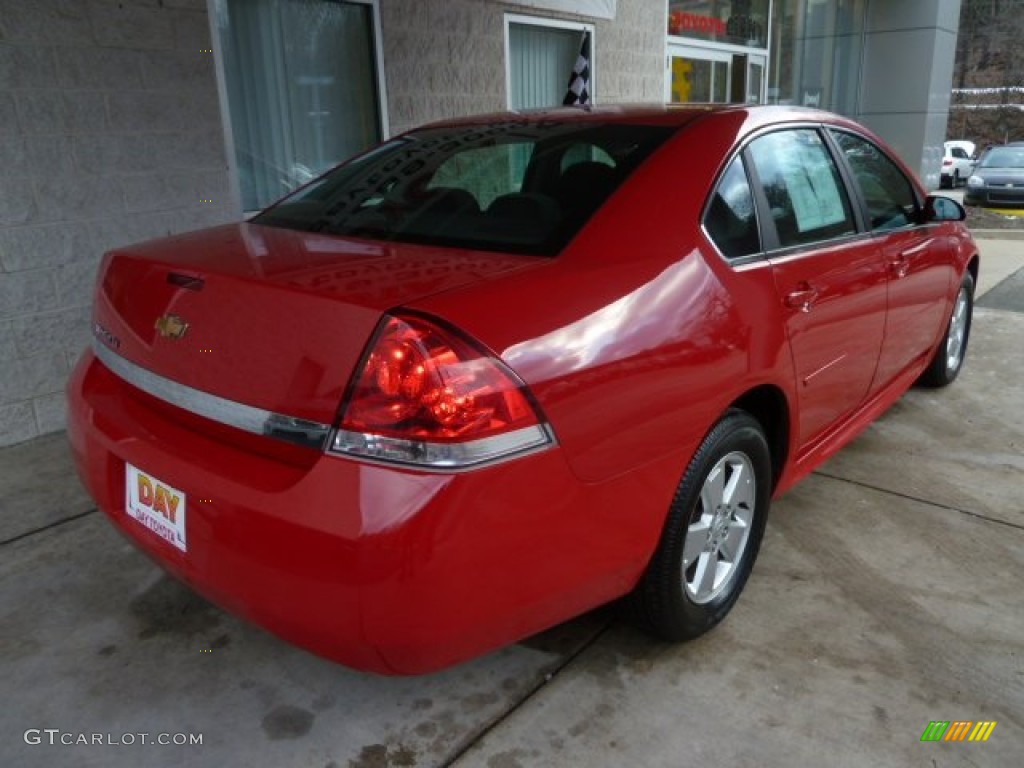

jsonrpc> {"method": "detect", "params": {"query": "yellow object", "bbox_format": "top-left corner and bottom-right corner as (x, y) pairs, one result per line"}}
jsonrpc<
(671, 58), (693, 103)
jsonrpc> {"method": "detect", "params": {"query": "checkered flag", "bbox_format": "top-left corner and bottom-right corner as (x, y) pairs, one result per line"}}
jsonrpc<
(562, 31), (591, 106)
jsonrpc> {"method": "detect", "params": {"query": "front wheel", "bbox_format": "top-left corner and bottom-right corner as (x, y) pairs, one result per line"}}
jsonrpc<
(919, 272), (974, 388)
(628, 410), (772, 641)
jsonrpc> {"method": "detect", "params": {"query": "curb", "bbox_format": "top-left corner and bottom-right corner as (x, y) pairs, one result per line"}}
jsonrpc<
(967, 229), (1024, 240)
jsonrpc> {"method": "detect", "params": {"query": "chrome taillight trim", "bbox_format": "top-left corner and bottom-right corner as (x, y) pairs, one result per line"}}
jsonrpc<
(329, 424), (555, 471)
(92, 340), (332, 450)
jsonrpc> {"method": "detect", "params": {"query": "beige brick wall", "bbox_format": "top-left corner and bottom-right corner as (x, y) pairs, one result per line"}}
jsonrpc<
(381, 0), (508, 137)
(593, 0), (665, 103)
(381, 0), (665, 136)
(0, 0), (234, 446)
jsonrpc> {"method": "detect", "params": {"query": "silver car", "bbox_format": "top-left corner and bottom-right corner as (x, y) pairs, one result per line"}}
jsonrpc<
(965, 142), (1024, 206)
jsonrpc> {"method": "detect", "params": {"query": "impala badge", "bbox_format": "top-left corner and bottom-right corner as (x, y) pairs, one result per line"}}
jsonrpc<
(155, 314), (189, 340)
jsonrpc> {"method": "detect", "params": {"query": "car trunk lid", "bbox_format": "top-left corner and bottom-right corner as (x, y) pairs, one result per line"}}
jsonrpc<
(92, 223), (541, 429)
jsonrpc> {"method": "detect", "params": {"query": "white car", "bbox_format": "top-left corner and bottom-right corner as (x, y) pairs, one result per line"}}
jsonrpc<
(941, 141), (975, 188)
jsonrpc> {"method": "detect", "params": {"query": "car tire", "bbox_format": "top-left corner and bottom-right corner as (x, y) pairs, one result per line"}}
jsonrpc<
(940, 175), (950, 189)
(628, 410), (772, 642)
(953, 170), (961, 187)
(919, 272), (974, 388)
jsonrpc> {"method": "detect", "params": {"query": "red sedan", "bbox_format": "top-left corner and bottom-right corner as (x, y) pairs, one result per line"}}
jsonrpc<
(68, 105), (978, 674)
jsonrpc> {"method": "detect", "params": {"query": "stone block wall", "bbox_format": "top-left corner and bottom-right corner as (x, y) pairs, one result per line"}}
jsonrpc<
(0, 0), (234, 446)
(592, 0), (665, 104)
(381, 0), (664, 136)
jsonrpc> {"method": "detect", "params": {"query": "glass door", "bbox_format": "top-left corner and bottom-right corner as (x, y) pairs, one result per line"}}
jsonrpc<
(746, 55), (766, 103)
(667, 45), (731, 103)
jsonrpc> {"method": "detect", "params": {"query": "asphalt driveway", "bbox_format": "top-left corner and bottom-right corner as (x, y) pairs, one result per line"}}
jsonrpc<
(2, 237), (1022, 768)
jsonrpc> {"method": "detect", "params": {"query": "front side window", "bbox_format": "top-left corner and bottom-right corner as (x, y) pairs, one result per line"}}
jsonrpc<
(830, 130), (918, 231)
(747, 129), (855, 248)
(255, 122), (673, 256)
(704, 156), (761, 259)
(216, 0), (384, 211)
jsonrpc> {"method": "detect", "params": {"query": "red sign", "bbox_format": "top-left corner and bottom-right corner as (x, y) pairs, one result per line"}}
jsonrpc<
(669, 11), (727, 37)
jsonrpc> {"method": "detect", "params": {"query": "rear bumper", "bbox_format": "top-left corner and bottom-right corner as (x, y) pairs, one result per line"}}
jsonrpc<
(68, 349), (667, 674)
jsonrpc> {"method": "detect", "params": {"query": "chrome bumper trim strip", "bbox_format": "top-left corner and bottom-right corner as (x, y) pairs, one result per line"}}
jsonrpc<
(92, 340), (332, 450)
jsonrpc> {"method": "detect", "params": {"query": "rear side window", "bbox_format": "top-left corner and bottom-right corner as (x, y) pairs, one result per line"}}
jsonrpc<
(255, 122), (673, 256)
(747, 129), (856, 249)
(830, 130), (918, 231)
(703, 156), (761, 260)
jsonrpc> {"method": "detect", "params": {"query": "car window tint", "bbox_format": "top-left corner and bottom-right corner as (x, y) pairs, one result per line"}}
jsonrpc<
(830, 130), (918, 231)
(560, 143), (615, 172)
(429, 143), (531, 209)
(704, 156), (761, 259)
(746, 129), (855, 248)
(254, 122), (674, 257)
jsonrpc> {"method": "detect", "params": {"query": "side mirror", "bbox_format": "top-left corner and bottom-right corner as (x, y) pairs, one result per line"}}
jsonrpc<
(924, 194), (966, 222)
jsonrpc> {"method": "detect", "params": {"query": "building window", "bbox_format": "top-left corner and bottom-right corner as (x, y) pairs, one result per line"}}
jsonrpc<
(506, 16), (594, 110)
(767, 0), (865, 114)
(215, 0), (386, 211)
(665, 2), (769, 105)
(668, 0), (770, 49)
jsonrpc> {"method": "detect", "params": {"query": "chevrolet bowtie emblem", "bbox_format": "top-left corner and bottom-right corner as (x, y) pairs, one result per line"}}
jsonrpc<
(155, 314), (189, 340)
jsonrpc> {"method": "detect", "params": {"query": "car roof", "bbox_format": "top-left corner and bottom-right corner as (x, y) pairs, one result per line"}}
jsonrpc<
(418, 103), (861, 132)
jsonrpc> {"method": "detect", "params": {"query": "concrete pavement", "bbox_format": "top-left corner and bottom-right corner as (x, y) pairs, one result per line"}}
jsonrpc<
(2, 235), (1022, 768)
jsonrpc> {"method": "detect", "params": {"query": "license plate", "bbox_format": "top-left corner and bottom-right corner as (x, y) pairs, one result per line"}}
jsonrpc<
(125, 464), (187, 553)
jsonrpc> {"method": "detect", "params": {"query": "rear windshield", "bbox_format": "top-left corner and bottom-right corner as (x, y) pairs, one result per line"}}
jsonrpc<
(255, 121), (674, 256)
(979, 147), (1024, 169)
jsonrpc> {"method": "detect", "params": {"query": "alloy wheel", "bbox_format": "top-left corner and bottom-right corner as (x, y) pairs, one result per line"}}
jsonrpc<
(683, 451), (756, 604)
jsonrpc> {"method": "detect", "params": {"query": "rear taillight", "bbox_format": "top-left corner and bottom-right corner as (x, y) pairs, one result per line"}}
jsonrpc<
(329, 314), (553, 469)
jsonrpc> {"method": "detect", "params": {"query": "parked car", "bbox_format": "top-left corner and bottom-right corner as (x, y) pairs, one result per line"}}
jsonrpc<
(941, 141), (975, 188)
(945, 139), (976, 158)
(965, 141), (1024, 207)
(68, 105), (979, 674)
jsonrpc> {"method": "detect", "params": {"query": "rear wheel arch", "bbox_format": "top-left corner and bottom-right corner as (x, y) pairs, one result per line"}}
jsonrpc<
(729, 385), (790, 492)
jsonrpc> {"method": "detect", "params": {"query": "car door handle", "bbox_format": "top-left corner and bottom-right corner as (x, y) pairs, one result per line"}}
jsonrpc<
(784, 285), (819, 313)
(889, 254), (910, 278)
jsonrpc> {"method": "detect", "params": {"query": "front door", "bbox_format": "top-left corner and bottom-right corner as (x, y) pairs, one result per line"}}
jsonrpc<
(828, 130), (956, 389)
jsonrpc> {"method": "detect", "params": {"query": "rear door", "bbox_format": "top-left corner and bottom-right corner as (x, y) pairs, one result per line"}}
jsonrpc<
(829, 130), (954, 389)
(745, 128), (888, 448)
